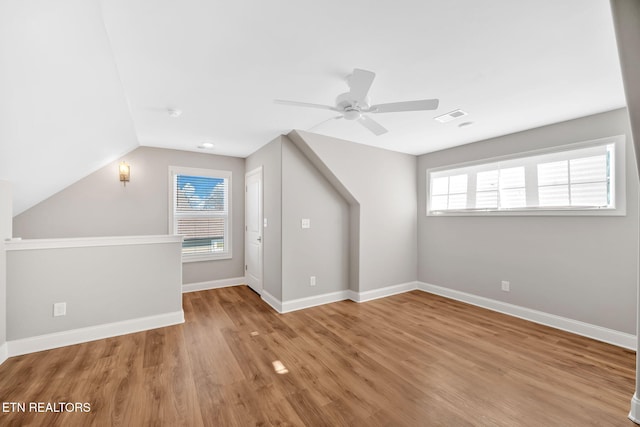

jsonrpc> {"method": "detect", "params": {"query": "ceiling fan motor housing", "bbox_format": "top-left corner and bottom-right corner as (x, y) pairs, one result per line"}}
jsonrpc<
(335, 92), (369, 119)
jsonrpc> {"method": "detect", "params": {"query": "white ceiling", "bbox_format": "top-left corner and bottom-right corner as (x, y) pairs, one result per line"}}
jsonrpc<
(0, 0), (626, 214)
(100, 0), (625, 156)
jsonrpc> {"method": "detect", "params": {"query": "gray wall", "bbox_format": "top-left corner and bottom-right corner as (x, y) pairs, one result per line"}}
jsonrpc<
(13, 146), (245, 284)
(610, 0), (640, 405)
(245, 135), (351, 303)
(246, 136), (283, 300)
(294, 131), (418, 292)
(418, 108), (638, 334)
(6, 238), (182, 340)
(281, 138), (350, 300)
(0, 181), (11, 348)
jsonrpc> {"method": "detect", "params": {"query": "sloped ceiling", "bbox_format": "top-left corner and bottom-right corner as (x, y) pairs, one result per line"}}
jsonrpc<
(0, 0), (139, 215)
(0, 0), (626, 215)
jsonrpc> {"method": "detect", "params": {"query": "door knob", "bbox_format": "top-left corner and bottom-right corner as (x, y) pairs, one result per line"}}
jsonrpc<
(257, 236), (262, 242)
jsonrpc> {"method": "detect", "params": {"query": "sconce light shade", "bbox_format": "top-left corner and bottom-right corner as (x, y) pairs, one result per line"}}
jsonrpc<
(119, 161), (130, 184)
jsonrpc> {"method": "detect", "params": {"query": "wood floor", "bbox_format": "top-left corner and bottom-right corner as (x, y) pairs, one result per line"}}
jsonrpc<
(0, 286), (636, 426)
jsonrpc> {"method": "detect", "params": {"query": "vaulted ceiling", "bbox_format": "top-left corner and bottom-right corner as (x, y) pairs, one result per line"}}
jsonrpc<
(0, 0), (625, 215)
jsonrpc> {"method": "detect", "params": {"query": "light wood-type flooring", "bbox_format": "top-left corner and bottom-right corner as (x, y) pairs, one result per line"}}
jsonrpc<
(0, 286), (636, 426)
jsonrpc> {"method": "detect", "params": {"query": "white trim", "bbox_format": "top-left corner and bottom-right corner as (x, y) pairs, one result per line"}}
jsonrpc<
(629, 393), (640, 424)
(261, 289), (282, 313)
(349, 281), (419, 303)
(261, 282), (420, 314)
(182, 277), (245, 293)
(426, 135), (626, 217)
(281, 290), (350, 313)
(4, 235), (183, 251)
(181, 252), (232, 262)
(244, 275), (263, 296)
(251, 279), (636, 350)
(6, 311), (184, 357)
(418, 282), (636, 350)
(0, 342), (7, 365)
(168, 166), (233, 262)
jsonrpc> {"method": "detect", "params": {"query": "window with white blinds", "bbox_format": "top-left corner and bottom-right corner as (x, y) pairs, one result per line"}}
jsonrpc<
(427, 135), (625, 216)
(169, 167), (232, 261)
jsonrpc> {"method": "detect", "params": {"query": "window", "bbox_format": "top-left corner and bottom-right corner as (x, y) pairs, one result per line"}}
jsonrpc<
(169, 166), (232, 261)
(427, 135), (625, 216)
(431, 174), (467, 210)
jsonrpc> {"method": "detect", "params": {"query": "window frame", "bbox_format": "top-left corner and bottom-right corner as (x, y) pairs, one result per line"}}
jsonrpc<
(426, 135), (626, 216)
(168, 166), (232, 262)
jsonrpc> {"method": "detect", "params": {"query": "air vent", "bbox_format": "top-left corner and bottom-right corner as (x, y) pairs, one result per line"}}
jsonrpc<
(434, 109), (468, 123)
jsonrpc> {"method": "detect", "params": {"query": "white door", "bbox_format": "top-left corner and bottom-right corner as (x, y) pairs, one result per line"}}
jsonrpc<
(245, 167), (263, 294)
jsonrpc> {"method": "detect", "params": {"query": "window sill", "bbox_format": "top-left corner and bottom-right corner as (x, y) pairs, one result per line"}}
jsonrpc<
(182, 253), (232, 263)
(427, 207), (625, 217)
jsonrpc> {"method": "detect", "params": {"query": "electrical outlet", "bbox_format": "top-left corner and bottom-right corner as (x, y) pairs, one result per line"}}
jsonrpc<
(53, 302), (66, 317)
(310, 276), (316, 286)
(501, 281), (510, 292)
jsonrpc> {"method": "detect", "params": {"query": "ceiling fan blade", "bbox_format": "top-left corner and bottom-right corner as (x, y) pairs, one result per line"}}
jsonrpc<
(358, 115), (388, 136)
(348, 69), (376, 103)
(274, 99), (337, 111)
(308, 115), (343, 131)
(368, 99), (440, 113)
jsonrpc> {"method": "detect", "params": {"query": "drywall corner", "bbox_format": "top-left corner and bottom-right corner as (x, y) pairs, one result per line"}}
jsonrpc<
(281, 137), (350, 301)
(0, 181), (11, 353)
(349, 204), (360, 293)
(287, 131), (359, 205)
(246, 136), (283, 300)
(610, 0), (640, 421)
(287, 131), (360, 293)
(290, 130), (417, 293)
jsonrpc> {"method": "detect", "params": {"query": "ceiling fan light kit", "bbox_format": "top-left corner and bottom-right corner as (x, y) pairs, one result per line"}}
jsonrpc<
(275, 68), (440, 136)
(167, 108), (182, 118)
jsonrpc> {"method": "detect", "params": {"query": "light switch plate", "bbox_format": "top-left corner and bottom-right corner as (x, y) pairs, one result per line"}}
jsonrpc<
(53, 302), (66, 317)
(301, 218), (311, 229)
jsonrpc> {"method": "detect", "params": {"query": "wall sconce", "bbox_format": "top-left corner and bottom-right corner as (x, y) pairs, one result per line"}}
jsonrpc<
(119, 161), (130, 185)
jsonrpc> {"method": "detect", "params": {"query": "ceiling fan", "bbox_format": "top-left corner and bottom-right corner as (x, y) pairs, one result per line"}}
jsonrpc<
(274, 68), (439, 136)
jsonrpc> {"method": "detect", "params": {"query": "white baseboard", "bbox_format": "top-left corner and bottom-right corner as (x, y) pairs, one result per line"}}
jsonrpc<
(281, 290), (350, 313)
(0, 342), (7, 365)
(629, 393), (640, 424)
(7, 310), (185, 357)
(349, 281), (418, 303)
(262, 282), (419, 314)
(261, 290), (283, 313)
(182, 277), (245, 293)
(418, 282), (636, 350)
(231, 278), (637, 350)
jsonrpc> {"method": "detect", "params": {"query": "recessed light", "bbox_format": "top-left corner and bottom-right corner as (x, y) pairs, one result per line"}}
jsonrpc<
(198, 141), (214, 149)
(168, 108), (182, 118)
(434, 109), (468, 123)
(458, 121), (474, 128)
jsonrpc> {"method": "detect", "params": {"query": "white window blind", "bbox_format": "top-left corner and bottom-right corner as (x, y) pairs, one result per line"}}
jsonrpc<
(476, 170), (499, 208)
(427, 135), (624, 216)
(169, 167), (232, 261)
(431, 174), (467, 210)
(499, 166), (526, 208)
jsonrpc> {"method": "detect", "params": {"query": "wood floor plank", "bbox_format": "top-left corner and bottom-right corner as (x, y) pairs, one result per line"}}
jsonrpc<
(0, 286), (635, 426)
